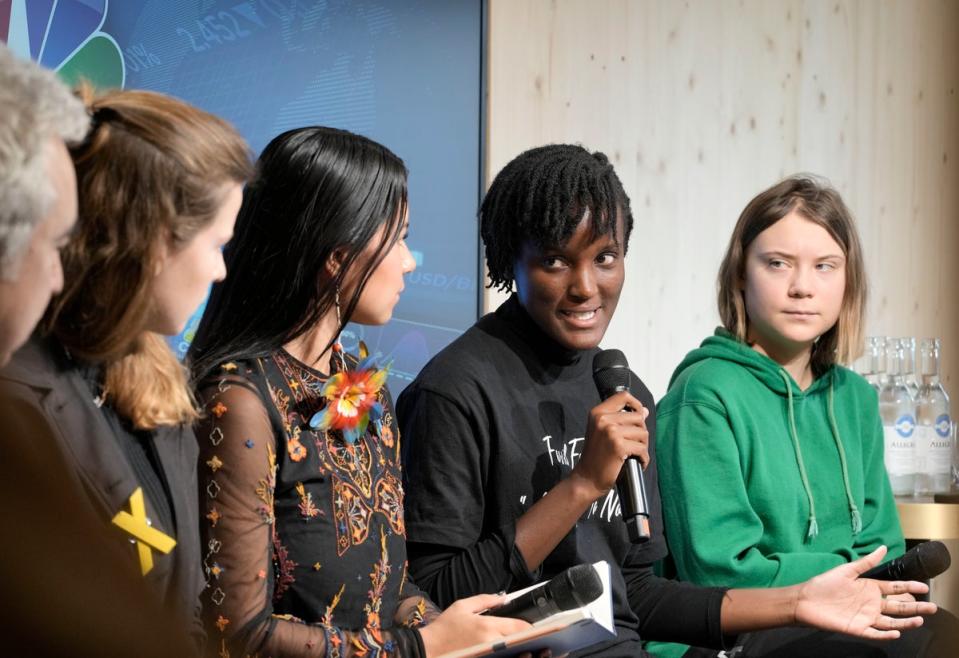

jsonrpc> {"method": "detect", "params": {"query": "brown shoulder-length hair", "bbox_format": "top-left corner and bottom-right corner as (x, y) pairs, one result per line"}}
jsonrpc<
(717, 174), (867, 375)
(43, 87), (252, 430)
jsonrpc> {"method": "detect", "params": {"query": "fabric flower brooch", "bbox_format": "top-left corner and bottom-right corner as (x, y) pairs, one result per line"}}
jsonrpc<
(309, 342), (390, 444)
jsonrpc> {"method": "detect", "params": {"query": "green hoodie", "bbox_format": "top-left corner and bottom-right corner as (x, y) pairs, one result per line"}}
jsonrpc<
(656, 329), (905, 590)
(646, 330), (905, 657)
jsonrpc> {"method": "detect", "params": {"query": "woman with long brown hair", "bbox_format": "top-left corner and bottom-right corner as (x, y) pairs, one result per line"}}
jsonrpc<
(0, 87), (252, 647)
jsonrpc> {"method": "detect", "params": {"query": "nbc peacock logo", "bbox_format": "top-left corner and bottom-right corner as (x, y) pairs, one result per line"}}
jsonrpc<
(1, 0), (124, 88)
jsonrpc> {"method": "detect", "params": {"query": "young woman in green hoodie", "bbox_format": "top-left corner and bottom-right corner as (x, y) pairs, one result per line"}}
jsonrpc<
(657, 175), (904, 590)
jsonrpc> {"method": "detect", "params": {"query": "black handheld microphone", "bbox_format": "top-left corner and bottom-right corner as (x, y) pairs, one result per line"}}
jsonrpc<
(592, 349), (651, 544)
(862, 541), (951, 581)
(483, 564), (603, 623)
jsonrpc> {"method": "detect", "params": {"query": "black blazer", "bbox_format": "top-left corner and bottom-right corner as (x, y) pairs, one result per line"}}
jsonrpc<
(0, 335), (205, 645)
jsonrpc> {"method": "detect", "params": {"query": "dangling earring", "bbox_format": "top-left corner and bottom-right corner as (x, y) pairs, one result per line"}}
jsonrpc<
(332, 286), (347, 371)
(310, 285), (392, 444)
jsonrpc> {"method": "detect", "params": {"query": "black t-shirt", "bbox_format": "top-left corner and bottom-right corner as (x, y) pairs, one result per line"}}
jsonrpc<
(398, 295), (726, 657)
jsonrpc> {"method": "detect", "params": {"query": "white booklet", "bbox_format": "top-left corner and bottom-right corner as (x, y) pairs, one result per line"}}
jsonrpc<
(437, 561), (616, 658)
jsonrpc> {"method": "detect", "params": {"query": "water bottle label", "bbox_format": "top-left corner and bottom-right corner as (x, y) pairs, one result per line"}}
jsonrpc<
(916, 426), (951, 476)
(895, 414), (916, 437)
(935, 414), (952, 438)
(884, 425), (916, 476)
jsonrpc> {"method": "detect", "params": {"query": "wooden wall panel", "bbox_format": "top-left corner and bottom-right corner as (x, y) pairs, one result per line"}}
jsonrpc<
(485, 0), (959, 399)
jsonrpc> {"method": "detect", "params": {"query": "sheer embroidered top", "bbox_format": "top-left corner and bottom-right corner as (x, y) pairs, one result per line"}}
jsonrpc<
(196, 350), (438, 657)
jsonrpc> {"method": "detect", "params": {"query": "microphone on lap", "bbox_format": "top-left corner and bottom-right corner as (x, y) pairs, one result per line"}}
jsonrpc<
(482, 564), (603, 623)
(592, 349), (651, 544)
(862, 540), (951, 581)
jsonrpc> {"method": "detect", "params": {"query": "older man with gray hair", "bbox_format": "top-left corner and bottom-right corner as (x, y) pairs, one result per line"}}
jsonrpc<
(0, 42), (88, 365)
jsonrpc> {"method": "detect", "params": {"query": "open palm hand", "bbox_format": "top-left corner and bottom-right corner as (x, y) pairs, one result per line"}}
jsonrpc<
(794, 546), (938, 640)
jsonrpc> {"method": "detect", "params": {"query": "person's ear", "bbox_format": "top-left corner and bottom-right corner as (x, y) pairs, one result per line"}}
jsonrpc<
(153, 233), (174, 277)
(325, 249), (346, 278)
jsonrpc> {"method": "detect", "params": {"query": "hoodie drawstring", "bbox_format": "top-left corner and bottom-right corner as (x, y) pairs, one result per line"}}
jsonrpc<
(779, 370), (819, 541)
(778, 370), (862, 542)
(827, 381), (863, 535)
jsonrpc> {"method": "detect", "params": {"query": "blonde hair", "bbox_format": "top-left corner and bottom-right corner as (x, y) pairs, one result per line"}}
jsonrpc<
(717, 174), (867, 375)
(44, 87), (252, 429)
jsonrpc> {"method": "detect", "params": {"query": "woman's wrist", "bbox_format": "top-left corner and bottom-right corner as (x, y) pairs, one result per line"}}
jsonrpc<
(566, 468), (606, 506)
(418, 622), (440, 657)
(719, 585), (800, 634)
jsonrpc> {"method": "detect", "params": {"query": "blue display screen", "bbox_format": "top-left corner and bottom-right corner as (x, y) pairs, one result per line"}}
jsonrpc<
(3, 0), (482, 394)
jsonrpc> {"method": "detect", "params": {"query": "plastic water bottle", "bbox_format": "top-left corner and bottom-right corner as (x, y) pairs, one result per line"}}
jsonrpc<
(916, 338), (952, 495)
(899, 337), (920, 400)
(863, 337), (885, 393)
(879, 338), (916, 496)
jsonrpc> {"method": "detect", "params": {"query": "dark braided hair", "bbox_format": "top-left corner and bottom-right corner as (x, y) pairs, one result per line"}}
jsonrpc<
(480, 144), (634, 292)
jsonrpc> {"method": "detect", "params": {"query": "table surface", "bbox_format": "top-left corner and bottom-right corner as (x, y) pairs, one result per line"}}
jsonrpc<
(895, 498), (959, 540)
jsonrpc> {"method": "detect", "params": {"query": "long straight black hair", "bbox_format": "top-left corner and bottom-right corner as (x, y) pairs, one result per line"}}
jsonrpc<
(189, 126), (408, 382)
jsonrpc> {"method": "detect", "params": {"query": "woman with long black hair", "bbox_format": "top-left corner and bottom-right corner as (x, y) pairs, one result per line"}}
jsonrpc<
(189, 126), (528, 657)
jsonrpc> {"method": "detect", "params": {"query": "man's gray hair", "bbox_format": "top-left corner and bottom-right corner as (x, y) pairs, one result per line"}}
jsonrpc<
(0, 43), (89, 279)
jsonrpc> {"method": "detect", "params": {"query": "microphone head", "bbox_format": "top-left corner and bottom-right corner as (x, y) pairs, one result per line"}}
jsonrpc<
(550, 564), (604, 610)
(593, 349), (630, 399)
(916, 541), (951, 579)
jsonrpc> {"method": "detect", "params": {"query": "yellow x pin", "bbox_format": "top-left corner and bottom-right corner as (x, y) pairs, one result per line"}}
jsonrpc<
(112, 487), (176, 575)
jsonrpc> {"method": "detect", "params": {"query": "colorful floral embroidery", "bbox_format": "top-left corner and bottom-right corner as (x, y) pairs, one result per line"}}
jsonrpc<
(206, 455), (223, 472)
(295, 482), (320, 519)
(377, 419), (395, 448)
(206, 507), (222, 527)
(215, 615), (230, 632)
(272, 535), (297, 602)
(322, 584), (346, 625)
(374, 471), (405, 536)
(364, 528), (391, 629)
(211, 401), (228, 418)
(287, 432), (307, 462)
(331, 475), (373, 556)
(327, 434), (374, 497)
(410, 598), (428, 627)
(324, 626), (344, 658)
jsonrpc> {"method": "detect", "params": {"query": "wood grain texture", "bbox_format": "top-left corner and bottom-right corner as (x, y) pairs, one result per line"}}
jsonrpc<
(485, 0), (959, 400)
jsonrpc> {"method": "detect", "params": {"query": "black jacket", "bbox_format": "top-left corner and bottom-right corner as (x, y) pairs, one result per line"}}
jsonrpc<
(0, 335), (204, 647)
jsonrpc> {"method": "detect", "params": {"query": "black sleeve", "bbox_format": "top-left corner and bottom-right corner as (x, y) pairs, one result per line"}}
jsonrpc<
(623, 559), (731, 648)
(406, 529), (539, 609)
(399, 384), (541, 607)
